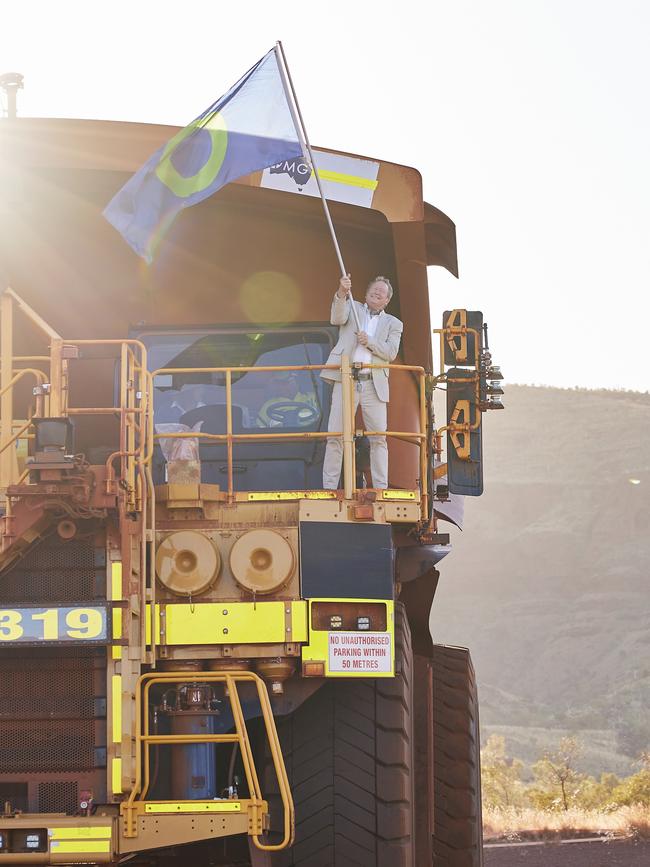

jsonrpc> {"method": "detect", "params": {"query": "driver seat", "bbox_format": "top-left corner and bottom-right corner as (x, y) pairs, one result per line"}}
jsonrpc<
(180, 404), (244, 433)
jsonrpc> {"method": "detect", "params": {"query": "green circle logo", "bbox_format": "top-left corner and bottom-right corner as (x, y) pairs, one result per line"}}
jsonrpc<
(155, 111), (228, 198)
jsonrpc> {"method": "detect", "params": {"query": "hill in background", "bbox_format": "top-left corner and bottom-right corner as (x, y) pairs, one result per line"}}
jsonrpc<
(430, 385), (650, 776)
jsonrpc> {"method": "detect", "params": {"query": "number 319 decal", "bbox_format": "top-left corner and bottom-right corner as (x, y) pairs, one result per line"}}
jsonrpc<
(0, 606), (109, 644)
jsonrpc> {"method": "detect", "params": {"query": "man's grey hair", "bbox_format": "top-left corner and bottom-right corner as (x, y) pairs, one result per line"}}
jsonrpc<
(367, 275), (394, 300)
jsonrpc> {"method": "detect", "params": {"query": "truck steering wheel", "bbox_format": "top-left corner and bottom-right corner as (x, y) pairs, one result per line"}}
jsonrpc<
(263, 401), (319, 427)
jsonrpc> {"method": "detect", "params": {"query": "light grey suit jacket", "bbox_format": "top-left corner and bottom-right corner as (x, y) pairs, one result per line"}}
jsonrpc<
(321, 295), (403, 402)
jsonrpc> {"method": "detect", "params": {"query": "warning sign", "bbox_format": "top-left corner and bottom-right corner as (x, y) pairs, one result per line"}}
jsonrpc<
(328, 632), (392, 673)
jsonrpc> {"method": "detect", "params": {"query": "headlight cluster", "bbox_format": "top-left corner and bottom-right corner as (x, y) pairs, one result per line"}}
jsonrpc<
(312, 601), (387, 632)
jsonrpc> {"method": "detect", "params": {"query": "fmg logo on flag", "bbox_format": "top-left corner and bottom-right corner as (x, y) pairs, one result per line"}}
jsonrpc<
(270, 157), (313, 189)
(103, 48), (303, 262)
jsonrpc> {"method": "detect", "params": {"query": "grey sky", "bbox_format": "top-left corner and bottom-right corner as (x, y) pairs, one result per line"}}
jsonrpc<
(2, 0), (648, 390)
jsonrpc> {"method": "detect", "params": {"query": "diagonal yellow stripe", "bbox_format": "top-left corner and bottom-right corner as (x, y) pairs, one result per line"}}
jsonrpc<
(317, 169), (378, 191)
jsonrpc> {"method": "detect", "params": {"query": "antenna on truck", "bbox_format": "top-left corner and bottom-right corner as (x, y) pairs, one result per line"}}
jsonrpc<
(0, 73), (24, 119)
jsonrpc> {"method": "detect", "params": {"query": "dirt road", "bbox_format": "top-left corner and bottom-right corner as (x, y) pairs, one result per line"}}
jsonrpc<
(484, 838), (650, 866)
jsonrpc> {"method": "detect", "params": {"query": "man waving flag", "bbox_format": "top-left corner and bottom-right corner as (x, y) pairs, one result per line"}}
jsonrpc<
(104, 47), (304, 262)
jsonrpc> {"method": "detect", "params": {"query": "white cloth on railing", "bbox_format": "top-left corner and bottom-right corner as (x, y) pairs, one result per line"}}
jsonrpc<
(155, 422), (202, 463)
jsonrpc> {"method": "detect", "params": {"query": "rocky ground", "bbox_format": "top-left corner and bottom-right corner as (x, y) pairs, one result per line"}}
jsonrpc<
(485, 839), (650, 866)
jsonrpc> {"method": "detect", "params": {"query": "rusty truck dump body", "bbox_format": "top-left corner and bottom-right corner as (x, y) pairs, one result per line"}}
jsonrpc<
(0, 118), (457, 336)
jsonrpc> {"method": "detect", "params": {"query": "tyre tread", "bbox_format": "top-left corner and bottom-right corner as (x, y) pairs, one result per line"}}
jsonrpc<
(432, 644), (483, 867)
(264, 604), (414, 866)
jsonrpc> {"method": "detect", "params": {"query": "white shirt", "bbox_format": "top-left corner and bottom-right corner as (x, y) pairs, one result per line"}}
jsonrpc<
(352, 305), (383, 369)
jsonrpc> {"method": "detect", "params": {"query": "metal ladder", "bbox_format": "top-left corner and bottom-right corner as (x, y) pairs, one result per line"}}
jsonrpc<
(121, 670), (294, 852)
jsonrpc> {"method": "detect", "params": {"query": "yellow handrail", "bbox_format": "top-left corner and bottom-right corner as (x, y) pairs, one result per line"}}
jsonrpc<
(59, 338), (151, 510)
(0, 367), (47, 400)
(150, 360), (429, 516)
(123, 671), (294, 850)
(0, 313), (155, 669)
(3, 287), (61, 340)
(1, 324), (429, 518)
(0, 288), (153, 501)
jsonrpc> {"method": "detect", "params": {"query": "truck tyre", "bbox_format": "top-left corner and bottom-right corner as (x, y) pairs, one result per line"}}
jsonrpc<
(264, 602), (414, 866)
(431, 645), (483, 867)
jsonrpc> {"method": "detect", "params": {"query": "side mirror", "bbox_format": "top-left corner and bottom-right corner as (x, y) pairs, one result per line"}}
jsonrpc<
(437, 310), (503, 497)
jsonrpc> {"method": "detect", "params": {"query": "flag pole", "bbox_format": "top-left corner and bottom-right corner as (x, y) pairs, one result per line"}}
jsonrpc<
(275, 41), (362, 333)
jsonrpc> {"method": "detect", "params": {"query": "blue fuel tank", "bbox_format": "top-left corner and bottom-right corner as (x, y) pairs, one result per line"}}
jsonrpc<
(160, 684), (221, 801)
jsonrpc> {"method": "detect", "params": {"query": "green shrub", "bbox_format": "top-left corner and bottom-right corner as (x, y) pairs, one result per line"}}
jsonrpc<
(481, 734), (526, 809)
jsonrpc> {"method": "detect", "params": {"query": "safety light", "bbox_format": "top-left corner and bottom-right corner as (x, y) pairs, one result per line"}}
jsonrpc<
(0, 832), (5, 851)
(478, 392), (505, 412)
(487, 383), (504, 396)
(311, 601), (387, 631)
(486, 365), (503, 381)
(13, 830), (47, 852)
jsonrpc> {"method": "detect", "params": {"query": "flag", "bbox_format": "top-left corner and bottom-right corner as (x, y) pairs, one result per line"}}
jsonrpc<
(103, 48), (303, 262)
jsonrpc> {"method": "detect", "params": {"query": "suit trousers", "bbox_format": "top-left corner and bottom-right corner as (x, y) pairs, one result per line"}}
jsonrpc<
(322, 380), (388, 489)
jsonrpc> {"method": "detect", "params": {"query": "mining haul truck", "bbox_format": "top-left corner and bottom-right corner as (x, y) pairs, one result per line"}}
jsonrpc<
(0, 114), (500, 865)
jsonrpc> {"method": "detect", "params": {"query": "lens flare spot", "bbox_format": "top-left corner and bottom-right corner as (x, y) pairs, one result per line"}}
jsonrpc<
(240, 271), (301, 324)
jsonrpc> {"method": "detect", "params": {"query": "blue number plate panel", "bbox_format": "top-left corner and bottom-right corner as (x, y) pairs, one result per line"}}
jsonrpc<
(0, 604), (111, 646)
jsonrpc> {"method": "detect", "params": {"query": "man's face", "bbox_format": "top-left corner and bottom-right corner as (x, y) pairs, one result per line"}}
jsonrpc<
(365, 281), (390, 312)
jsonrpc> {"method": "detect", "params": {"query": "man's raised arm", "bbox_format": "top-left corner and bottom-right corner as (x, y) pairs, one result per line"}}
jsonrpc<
(331, 274), (353, 325)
